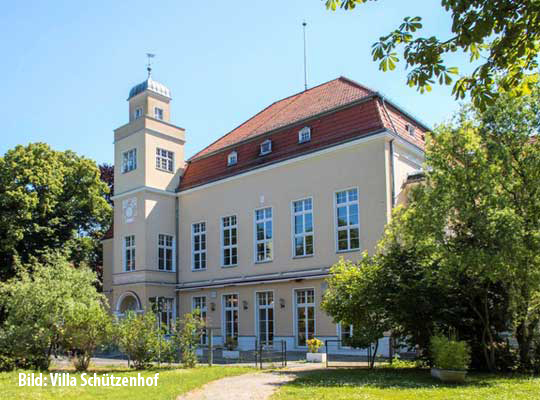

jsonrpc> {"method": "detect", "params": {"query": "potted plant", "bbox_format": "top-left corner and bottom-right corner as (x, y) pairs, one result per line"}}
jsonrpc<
(222, 336), (240, 359)
(306, 338), (326, 363)
(430, 334), (471, 383)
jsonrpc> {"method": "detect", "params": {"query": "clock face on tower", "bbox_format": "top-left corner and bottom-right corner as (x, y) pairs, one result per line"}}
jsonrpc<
(123, 197), (137, 223)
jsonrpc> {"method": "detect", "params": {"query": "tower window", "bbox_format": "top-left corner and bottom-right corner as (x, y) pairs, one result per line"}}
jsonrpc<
(298, 126), (311, 143)
(124, 235), (136, 271)
(134, 107), (143, 119)
(227, 151), (238, 166)
(260, 140), (272, 155)
(154, 107), (164, 120)
(156, 148), (174, 172)
(122, 148), (137, 173)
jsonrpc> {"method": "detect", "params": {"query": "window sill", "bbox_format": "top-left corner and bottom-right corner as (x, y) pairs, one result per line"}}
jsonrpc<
(122, 169), (136, 174)
(156, 167), (174, 174)
(292, 254), (314, 259)
(336, 249), (361, 254)
(221, 264), (238, 269)
(191, 268), (207, 272)
(157, 269), (176, 273)
(254, 260), (273, 264)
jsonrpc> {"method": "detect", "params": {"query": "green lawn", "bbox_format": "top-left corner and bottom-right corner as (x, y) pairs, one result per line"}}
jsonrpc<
(0, 365), (254, 400)
(273, 368), (540, 400)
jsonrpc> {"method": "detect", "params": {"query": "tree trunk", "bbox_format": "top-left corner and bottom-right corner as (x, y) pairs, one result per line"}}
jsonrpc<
(370, 340), (379, 369)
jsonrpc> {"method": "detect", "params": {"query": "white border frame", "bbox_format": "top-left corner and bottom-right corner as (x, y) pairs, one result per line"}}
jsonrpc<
(292, 286), (316, 348)
(253, 206), (274, 263)
(333, 186), (361, 253)
(220, 214), (239, 268)
(157, 232), (176, 272)
(290, 196), (315, 259)
(191, 220), (207, 271)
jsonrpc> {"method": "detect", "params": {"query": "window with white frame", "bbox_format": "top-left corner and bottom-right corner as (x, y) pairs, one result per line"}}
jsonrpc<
(154, 107), (164, 120)
(223, 294), (239, 345)
(292, 198), (314, 257)
(256, 291), (274, 346)
(122, 148), (137, 173)
(134, 107), (143, 119)
(298, 126), (311, 143)
(260, 139), (272, 155)
(295, 289), (315, 347)
(227, 151), (238, 166)
(221, 215), (238, 267)
(124, 235), (136, 271)
(158, 234), (174, 271)
(255, 207), (273, 262)
(192, 296), (207, 344)
(340, 322), (353, 347)
(192, 222), (206, 270)
(156, 148), (174, 172)
(336, 188), (360, 251)
(150, 297), (174, 334)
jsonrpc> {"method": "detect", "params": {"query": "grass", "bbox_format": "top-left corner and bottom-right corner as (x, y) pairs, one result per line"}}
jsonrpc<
(273, 368), (540, 400)
(0, 365), (254, 400)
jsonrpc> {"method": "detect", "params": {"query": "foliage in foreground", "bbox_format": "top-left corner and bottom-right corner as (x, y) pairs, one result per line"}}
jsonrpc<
(115, 311), (159, 370)
(323, 88), (540, 372)
(430, 334), (471, 371)
(173, 310), (205, 368)
(0, 253), (111, 371)
(325, 1), (540, 110)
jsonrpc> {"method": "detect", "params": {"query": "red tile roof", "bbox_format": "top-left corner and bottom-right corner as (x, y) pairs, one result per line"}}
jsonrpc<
(190, 77), (375, 160)
(179, 76), (428, 191)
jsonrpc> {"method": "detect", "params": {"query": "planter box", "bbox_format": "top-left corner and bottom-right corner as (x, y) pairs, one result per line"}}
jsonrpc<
(306, 352), (327, 363)
(431, 368), (467, 383)
(222, 350), (240, 359)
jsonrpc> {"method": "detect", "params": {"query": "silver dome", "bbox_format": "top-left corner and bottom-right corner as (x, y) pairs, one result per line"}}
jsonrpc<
(128, 78), (171, 100)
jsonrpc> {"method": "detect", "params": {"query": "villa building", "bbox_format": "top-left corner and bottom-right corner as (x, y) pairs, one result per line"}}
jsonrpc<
(102, 73), (427, 355)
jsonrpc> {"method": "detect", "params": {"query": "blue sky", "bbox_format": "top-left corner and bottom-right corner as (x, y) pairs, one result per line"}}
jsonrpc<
(0, 0), (472, 164)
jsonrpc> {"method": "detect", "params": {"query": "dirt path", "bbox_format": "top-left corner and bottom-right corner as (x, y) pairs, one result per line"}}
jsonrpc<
(176, 367), (311, 400)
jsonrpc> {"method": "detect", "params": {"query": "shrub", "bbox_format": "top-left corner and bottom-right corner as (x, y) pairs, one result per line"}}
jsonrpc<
(173, 311), (204, 368)
(430, 334), (471, 371)
(115, 312), (158, 369)
(307, 338), (323, 353)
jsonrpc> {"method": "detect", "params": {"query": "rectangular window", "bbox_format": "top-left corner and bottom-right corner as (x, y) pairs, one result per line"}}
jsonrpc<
(298, 127), (311, 143)
(260, 140), (272, 155)
(154, 107), (164, 120)
(340, 322), (353, 347)
(295, 289), (315, 347)
(256, 291), (274, 347)
(221, 215), (238, 267)
(122, 149), (137, 173)
(192, 296), (207, 345)
(223, 294), (239, 346)
(255, 207), (273, 262)
(156, 148), (174, 172)
(134, 107), (143, 119)
(335, 188), (360, 251)
(150, 297), (174, 334)
(158, 234), (174, 271)
(192, 222), (206, 271)
(124, 235), (135, 271)
(292, 198), (314, 257)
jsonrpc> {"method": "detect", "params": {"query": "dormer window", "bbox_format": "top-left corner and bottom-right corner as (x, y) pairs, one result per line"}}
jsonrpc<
(154, 107), (164, 121)
(260, 140), (272, 155)
(134, 107), (143, 120)
(406, 124), (416, 137)
(227, 151), (238, 166)
(298, 126), (311, 143)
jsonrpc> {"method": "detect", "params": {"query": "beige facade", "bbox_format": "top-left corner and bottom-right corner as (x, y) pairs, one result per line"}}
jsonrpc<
(103, 75), (425, 355)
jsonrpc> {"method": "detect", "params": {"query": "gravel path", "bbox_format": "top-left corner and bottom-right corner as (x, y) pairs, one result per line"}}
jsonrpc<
(176, 370), (296, 400)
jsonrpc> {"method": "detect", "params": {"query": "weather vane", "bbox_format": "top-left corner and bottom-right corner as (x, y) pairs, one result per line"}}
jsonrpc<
(146, 53), (155, 78)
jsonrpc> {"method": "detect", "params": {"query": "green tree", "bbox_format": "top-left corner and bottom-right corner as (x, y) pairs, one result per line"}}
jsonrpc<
(0, 252), (109, 370)
(115, 311), (159, 369)
(322, 255), (390, 368)
(325, 0), (540, 109)
(173, 311), (205, 368)
(0, 143), (111, 280)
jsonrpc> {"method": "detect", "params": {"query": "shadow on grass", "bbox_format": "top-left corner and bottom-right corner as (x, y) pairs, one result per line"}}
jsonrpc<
(279, 368), (530, 391)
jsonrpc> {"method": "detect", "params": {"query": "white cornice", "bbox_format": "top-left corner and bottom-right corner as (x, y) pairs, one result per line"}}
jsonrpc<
(111, 186), (177, 200)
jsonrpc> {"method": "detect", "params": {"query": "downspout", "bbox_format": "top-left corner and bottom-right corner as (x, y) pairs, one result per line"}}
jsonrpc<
(175, 192), (180, 318)
(381, 96), (397, 209)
